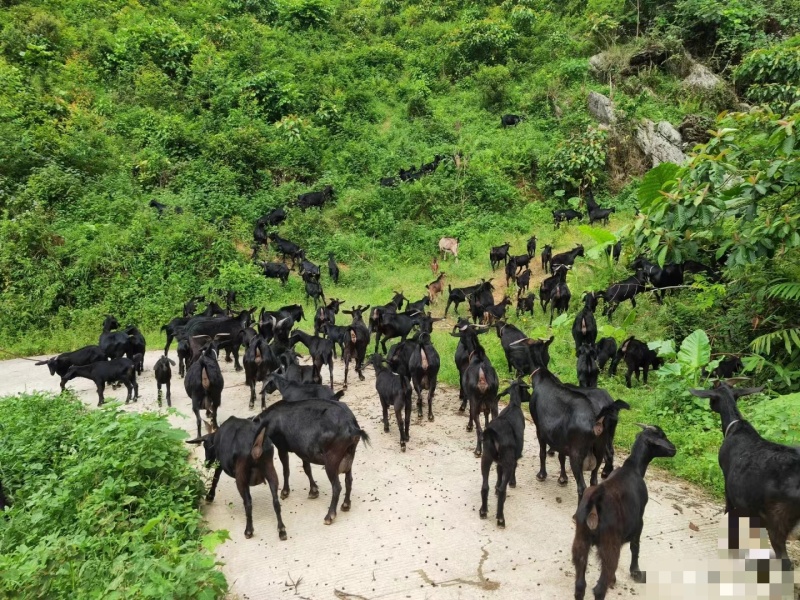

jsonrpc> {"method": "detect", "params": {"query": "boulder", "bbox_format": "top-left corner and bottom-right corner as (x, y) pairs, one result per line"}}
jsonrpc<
(587, 91), (616, 125)
(635, 119), (687, 167)
(628, 44), (670, 69)
(589, 52), (612, 78)
(682, 61), (723, 91)
(678, 114), (714, 147)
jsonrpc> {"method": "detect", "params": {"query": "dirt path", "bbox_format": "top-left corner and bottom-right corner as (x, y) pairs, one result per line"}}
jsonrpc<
(2, 352), (796, 600)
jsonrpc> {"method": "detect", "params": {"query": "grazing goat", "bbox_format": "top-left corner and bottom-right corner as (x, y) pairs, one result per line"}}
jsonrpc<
(259, 207), (286, 227)
(479, 380), (527, 527)
(690, 384), (799, 567)
(596, 337), (618, 372)
(342, 305), (371, 388)
(540, 265), (567, 313)
(572, 294), (598, 354)
(328, 253), (340, 284)
(489, 242), (511, 271)
(460, 342), (499, 457)
(35, 345), (107, 388)
(296, 185), (334, 210)
(187, 418), (286, 540)
(541, 244), (553, 273)
(549, 280), (571, 326)
(631, 256), (684, 304)
(577, 344), (600, 388)
(426, 272), (446, 303)
(573, 425), (676, 600)
(260, 261), (290, 285)
(553, 209), (582, 229)
(588, 206), (615, 226)
(184, 337), (225, 438)
(483, 297), (513, 325)
(406, 295), (431, 315)
(268, 233), (304, 267)
(438, 237), (459, 262)
(61, 357), (139, 406)
(516, 292), (536, 318)
(154, 356), (176, 407)
(601, 269), (647, 320)
(711, 355), (744, 379)
(611, 336), (662, 388)
(500, 114), (524, 127)
(371, 354), (412, 451)
(254, 399), (370, 525)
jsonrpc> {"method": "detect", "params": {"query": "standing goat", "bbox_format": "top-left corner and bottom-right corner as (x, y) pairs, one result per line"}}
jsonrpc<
(371, 354), (412, 451)
(573, 424), (676, 600)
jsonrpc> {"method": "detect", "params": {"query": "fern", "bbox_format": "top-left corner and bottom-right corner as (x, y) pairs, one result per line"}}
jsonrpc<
(750, 328), (800, 355)
(766, 281), (800, 301)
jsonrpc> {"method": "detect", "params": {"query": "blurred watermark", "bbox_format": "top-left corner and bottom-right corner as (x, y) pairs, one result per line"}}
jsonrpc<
(644, 518), (798, 599)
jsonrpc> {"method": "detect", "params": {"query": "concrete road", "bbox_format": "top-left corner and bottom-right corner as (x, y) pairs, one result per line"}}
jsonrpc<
(2, 351), (796, 600)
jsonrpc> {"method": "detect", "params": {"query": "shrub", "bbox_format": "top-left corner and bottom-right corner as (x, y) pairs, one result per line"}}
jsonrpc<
(735, 37), (800, 113)
(543, 126), (608, 194)
(0, 392), (228, 598)
(473, 64), (511, 109)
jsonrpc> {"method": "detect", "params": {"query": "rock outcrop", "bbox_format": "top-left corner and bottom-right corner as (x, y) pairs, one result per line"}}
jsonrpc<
(587, 91), (616, 125)
(635, 120), (687, 167)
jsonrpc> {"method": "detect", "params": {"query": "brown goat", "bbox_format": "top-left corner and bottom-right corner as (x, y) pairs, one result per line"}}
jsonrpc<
(427, 272), (446, 303)
(430, 256), (439, 276)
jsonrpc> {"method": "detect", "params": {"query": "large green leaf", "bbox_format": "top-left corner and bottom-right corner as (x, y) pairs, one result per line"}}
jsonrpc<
(637, 162), (680, 205)
(677, 329), (711, 371)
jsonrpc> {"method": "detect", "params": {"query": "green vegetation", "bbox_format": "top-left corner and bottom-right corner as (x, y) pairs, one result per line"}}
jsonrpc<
(0, 392), (229, 598)
(0, 0), (798, 503)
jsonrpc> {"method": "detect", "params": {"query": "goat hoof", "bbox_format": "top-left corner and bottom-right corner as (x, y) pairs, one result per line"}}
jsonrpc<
(479, 510), (487, 519)
(383, 426), (389, 433)
(558, 476), (568, 486)
(248, 403), (254, 410)
(206, 494), (215, 503)
(341, 500), (351, 511)
(358, 375), (365, 381)
(308, 489), (319, 499)
(235, 366), (243, 372)
(280, 489), (290, 499)
(536, 472), (547, 481)
(401, 443), (406, 452)
(458, 404), (466, 412)
(497, 519), (505, 528)
(631, 570), (645, 584)
(509, 482), (516, 489)
(279, 529), (288, 541)
(324, 514), (334, 525)
(474, 449), (482, 457)
(244, 530), (253, 539)
(428, 414), (434, 422)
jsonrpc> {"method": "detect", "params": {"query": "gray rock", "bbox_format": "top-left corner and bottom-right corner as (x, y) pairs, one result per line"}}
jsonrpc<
(683, 62), (723, 91)
(587, 91), (616, 125)
(589, 52), (612, 77)
(635, 119), (688, 167)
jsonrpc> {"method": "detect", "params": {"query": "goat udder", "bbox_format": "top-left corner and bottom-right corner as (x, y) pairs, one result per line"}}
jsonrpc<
(477, 368), (488, 393)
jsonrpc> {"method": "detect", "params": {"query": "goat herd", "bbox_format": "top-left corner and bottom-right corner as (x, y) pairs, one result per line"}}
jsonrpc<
(26, 193), (799, 600)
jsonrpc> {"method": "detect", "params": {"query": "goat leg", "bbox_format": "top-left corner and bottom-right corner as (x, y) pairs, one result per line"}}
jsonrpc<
(572, 530), (590, 600)
(593, 537), (621, 599)
(278, 448), (292, 499)
(323, 462), (341, 525)
(235, 467), (256, 539)
(302, 460), (319, 498)
(396, 402), (406, 451)
(341, 468), (353, 512)
(558, 452), (569, 485)
(427, 384), (435, 422)
(479, 454), (491, 519)
(536, 439), (548, 481)
(629, 524), (645, 583)
(495, 464), (510, 528)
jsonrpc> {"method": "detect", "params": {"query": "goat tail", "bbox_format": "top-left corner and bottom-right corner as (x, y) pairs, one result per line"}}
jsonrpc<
(358, 428), (371, 447)
(575, 485), (605, 531)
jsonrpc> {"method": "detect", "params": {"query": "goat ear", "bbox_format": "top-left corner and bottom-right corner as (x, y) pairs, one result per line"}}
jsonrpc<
(251, 428), (266, 460)
(689, 388), (717, 399)
(168, 358), (176, 366)
(732, 386), (764, 399)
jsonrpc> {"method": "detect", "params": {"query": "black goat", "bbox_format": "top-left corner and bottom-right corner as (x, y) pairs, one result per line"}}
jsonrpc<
(328, 253), (340, 284)
(573, 425), (677, 600)
(182, 310), (253, 371)
(35, 345), (107, 388)
(500, 114), (524, 127)
(553, 209), (582, 229)
(549, 280), (571, 326)
(515, 269), (532, 295)
(406, 295), (431, 314)
(489, 242), (511, 271)
(526, 235), (537, 258)
(259, 261), (290, 285)
(244, 336), (280, 409)
(605, 240), (622, 263)
(452, 321), (490, 411)
(690, 384), (799, 567)
(371, 354), (412, 451)
(342, 305), (371, 389)
(259, 207), (286, 227)
(297, 185), (334, 210)
(711, 355), (744, 379)
(162, 317), (191, 355)
(596, 337), (618, 372)
(184, 337), (225, 438)
(601, 269), (647, 320)
(388, 332), (441, 421)
(154, 356), (176, 407)
(530, 365), (628, 501)
(540, 265), (567, 313)
(254, 399), (370, 525)
(124, 325), (146, 375)
(541, 244), (553, 273)
(631, 256), (684, 304)
(479, 380), (527, 528)
(516, 292), (536, 318)
(588, 206), (615, 226)
(577, 344), (599, 388)
(187, 417), (286, 540)
(304, 279), (326, 308)
(444, 280), (486, 316)
(373, 310), (419, 354)
(268, 233), (304, 267)
(572, 294), (598, 354)
(461, 343), (499, 457)
(611, 336), (663, 388)
(551, 245), (585, 272)
(278, 349), (321, 385)
(99, 315), (130, 360)
(321, 322), (348, 358)
(289, 330), (335, 389)
(313, 298), (345, 336)
(261, 373), (343, 403)
(61, 358), (139, 406)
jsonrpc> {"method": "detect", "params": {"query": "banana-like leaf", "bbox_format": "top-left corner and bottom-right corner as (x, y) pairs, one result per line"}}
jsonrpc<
(677, 329), (711, 370)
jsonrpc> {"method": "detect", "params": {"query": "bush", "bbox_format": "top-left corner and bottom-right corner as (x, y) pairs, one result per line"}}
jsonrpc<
(473, 64), (511, 109)
(543, 126), (608, 194)
(735, 37), (800, 113)
(0, 392), (228, 599)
